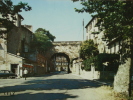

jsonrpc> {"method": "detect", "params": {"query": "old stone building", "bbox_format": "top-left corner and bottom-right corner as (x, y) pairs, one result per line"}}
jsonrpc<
(85, 17), (109, 53)
(54, 56), (68, 71)
(6, 14), (34, 76)
(0, 13), (40, 77)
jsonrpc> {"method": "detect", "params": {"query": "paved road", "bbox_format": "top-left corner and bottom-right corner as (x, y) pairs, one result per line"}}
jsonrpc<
(0, 71), (105, 100)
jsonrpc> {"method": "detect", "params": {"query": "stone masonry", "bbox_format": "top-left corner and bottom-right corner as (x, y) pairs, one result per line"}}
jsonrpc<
(49, 41), (82, 60)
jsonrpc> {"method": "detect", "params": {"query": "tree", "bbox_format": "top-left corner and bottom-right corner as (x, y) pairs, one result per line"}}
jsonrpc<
(0, 0), (31, 36)
(75, 1), (133, 57)
(80, 39), (98, 59)
(35, 28), (56, 42)
(31, 28), (54, 54)
(73, 0), (133, 96)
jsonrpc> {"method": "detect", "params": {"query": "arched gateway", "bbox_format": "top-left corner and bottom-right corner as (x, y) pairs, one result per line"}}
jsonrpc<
(48, 41), (82, 73)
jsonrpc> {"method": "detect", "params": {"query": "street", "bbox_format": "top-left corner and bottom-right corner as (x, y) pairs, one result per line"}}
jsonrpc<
(0, 72), (108, 100)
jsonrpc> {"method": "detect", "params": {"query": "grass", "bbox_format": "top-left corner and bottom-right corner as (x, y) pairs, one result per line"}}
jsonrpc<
(96, 85), (115, 100)
(95, 85), (133, 100)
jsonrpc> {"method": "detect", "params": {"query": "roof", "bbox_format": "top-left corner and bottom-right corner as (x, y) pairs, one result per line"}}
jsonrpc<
(18, 14), (24, 20)
(85, 17), (96, 28)
(22, 25), (33, 32)
(7, 52), (24, 59)
(21, 25), (33, 34)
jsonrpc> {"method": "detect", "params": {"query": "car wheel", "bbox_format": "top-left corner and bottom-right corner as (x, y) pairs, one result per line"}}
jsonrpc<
(9, 76), (12, 79)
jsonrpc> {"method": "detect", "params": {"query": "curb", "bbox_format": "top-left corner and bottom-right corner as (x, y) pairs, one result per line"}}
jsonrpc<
(71, 73), (113, 86)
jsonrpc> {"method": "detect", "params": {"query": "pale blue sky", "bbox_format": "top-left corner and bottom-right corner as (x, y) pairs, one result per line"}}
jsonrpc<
(12, 0), (91, 41)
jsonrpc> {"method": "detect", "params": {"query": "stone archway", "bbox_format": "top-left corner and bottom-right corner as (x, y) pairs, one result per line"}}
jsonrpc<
(52, 41), (81, 59)
(45, 41), (82, 73)
(51, 52), (71, 73)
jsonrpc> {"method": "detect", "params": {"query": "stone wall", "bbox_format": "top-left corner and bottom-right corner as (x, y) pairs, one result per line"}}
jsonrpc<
(7, 53), (23, 77)
(0, 52), (23, 77)
(71, 62), (115, 80)
(52, 41), (81, 59)
(7, 26), (33, 55)
(7, 26), (21, 55)
(71, 63), (100, 80)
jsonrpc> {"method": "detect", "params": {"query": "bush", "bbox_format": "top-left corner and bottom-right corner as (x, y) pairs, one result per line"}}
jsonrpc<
(82, 53), (120, 71)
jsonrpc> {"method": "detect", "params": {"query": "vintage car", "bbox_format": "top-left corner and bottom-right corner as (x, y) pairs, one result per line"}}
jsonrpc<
(0, 70), (17, 79)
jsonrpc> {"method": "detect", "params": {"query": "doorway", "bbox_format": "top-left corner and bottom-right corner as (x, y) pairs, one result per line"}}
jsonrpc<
(11, 64), (18, 74)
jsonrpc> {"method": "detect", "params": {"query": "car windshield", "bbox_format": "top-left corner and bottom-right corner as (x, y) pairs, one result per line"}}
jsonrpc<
(0, 70), (5, 73)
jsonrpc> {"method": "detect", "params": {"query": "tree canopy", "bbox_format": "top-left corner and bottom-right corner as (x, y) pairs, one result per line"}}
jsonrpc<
(80, 39), (98, 59)
(35, 28), (56, 42)
(31, 28), (54, 54)
(0, 0), (31, 36)
(74, 0), (133, 60)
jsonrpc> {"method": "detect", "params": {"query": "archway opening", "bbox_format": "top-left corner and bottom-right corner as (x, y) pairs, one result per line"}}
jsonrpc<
(51, 53), (71, 73)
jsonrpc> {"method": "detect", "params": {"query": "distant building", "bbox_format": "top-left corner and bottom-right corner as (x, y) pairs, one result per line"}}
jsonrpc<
(54, 56), (68, 71)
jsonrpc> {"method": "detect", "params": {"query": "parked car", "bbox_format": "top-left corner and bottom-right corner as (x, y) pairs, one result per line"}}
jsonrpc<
(0, 70), (17, 79)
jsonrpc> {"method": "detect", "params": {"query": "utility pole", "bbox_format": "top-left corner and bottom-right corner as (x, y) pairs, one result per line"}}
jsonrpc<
(83, 19), (84, 41)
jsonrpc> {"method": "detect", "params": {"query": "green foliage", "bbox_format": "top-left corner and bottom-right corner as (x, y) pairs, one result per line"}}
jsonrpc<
(82, 57), (93, 71)
(75, 1), (133, 60)
(82, 53), (120, 71)
(75, 1), (133, 39)
(80, 39), (99, 59)
(35, 28), (56, 42)
(31, 28), (54, 53)
(94, 53), (120, 71)
(0, 0), (31, 35)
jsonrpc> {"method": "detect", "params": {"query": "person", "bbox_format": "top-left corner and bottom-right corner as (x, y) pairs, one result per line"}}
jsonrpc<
(24, 68), (28, 80)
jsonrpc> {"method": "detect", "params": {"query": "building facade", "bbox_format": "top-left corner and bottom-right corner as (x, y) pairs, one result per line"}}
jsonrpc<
(0, 13), (39, 77)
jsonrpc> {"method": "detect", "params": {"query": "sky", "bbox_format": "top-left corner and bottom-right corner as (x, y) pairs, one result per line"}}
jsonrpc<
(12, 0), (92, 41)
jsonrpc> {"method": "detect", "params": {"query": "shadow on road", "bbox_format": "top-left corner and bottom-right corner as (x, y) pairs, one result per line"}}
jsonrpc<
(0, 92), (78, 100)
(33, 71), (68, 78)
(0, 71), (103, 100)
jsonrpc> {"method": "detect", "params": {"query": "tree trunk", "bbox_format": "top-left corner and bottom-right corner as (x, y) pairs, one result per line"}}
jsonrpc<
(114, 58), (131, 96)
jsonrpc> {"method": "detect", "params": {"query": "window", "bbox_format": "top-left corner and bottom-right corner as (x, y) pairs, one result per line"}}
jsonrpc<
(110, 45), (112, 54)
(24, 45), (28, 52)
(86, 36), (88, 40)
(89, 34), (91, 39)
(18, 20), (21, 27)
(114, 43), (116, 54)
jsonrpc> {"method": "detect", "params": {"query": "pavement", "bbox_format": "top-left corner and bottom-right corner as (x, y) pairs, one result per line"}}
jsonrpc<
(70, 73), (113, 86)
(0, 71), (113, 100)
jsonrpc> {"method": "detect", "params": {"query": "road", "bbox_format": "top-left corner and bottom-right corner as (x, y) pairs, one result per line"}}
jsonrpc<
(0, 71), (106, 100)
